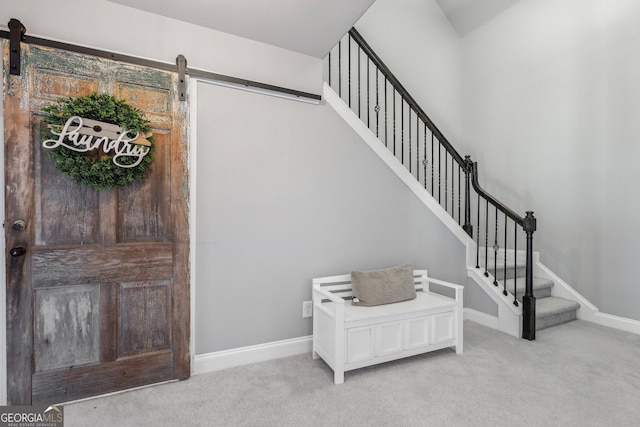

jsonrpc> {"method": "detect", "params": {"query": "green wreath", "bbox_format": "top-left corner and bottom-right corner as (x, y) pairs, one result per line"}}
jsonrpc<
(42, 92), (154, 190)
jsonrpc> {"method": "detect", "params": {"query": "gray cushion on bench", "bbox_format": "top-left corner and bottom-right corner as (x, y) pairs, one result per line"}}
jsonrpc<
(351, 264), (417, 306)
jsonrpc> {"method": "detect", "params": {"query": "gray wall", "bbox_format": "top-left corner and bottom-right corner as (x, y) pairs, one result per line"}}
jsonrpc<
(461, 0), (640, 321)
(195, 82), (466, 354)
(355, 0), (640, 322)
(355, 0), (462, 144)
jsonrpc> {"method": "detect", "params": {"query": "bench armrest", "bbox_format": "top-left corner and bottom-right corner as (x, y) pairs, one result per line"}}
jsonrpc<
(312, 287), (346, 305)
(428, 278), (463, 292)
(427, 278), (463, 304)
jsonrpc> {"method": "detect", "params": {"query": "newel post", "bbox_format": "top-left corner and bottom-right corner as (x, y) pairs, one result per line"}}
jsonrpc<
(522, 211), (537, 340)
(463, 155), (473, 237)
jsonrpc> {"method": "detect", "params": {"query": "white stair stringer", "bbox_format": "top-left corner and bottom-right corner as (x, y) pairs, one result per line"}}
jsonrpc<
(465, 243), (522, 337)
(324, 82), (522, 337)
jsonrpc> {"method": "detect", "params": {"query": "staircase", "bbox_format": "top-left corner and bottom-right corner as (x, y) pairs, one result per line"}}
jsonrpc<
(488, 260), (580, 330)
(324, 28), (583, 338)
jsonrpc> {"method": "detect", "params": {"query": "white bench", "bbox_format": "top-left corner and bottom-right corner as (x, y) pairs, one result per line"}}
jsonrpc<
(312, 270), (463, 384)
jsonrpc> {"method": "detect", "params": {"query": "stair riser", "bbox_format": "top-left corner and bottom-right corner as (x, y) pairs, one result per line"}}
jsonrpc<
(516, 287), (552, 300)
(489, 283), (552, 300)
(537, 309), (578, 330)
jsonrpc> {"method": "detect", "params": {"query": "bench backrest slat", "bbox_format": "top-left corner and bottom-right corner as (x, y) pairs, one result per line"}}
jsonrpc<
(313, 270), (429, 297)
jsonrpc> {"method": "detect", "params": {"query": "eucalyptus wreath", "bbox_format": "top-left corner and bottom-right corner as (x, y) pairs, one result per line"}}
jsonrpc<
(42, 92), (154, 190)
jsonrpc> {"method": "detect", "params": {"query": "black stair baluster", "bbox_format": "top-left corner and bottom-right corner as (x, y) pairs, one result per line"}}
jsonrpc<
(357, 45), (362, 120)
(348, 34), (351, 107)
(384, 77), (387, 147)
(401, 99), (405, 166)
(458, 166), (461, 225)
(416, 115), (420, 183)
(367, 56), (370, 127)
(423, 123), (427, 189)
(408, 108), (412, 174)
(484, 199), (489, 277)
(357, 44), (361, 118)
(452, 158), (456, 219)
(445, 152), (448, 212)
(493, 206), (498, 286)
(393, 91), (396, 156)
(328, 50), (332, 87)
(438, 143), (442, 203)
(375, 66), (379, 137)
(503, 214), (508, 296)
(431, 133), (434, 194)
(514, 223), (519, 307)
(338, 39), (342, 97)
(476, 194), (481, 269)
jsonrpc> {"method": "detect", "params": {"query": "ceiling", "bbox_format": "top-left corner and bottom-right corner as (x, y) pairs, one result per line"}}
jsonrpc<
(435, 0), (522, 35)
(106, 0), (521, 58)
(106, 0), (376, 58)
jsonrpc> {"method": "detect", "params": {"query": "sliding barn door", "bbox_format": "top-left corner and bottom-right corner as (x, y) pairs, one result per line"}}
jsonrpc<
(3, 41), (190, 405)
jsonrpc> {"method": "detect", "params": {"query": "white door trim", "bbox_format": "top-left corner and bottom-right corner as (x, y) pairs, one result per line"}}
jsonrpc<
(189, 77), (198, 374)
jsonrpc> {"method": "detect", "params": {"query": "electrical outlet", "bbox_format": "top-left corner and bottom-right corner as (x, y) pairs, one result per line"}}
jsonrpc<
(302, 301), (313, 318)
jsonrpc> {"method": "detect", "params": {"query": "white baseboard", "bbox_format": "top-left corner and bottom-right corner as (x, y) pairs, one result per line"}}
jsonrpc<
(595, 312), (640, 336)
(464, 308), (499, 330)
(194, 335), (312, 375)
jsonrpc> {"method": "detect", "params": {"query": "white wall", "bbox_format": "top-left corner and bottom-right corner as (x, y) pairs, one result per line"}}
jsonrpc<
(0, 0), (322, 94)
(195, 82), (466, 353)
(462, 0), (640, 321)
(355, 0), (462, 144)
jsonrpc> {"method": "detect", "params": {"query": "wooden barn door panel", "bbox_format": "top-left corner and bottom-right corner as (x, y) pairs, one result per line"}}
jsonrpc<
(3, 41), (190, 405)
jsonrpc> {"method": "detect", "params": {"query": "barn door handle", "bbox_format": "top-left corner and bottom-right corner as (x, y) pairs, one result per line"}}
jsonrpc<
(10, 247), (26, 257)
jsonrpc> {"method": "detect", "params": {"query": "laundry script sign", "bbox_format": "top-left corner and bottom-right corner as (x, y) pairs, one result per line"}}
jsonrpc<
(43, 116), (152, 168)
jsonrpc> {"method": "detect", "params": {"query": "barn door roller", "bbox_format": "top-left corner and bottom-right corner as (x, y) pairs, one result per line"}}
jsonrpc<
(176, 55), (187, 101)
(8, 18), (26, 76)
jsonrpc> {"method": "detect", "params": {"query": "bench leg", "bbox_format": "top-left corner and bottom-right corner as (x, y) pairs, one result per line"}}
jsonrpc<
(334, 370), (344, 385)
(312, 350), (320, 360)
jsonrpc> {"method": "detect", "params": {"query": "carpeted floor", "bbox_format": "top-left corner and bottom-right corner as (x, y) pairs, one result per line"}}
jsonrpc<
(64, 320), (640, 426)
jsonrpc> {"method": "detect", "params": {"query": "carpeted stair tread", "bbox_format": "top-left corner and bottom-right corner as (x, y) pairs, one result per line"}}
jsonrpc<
(500, 277), (554, 299)
(536, 296), (580, 330)
(486, 260), (526, 280)
(537, 296), (580, 315)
